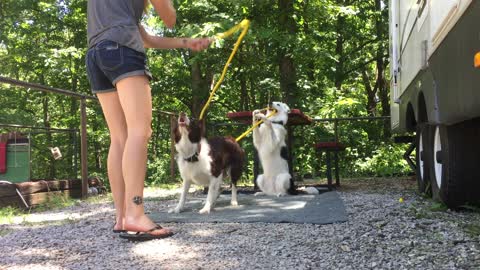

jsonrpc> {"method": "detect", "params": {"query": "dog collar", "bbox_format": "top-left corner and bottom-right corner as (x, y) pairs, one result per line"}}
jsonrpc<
(272, 120), (285, 125)
(184, 144), (201, 162)
(184, 152), (199, 162)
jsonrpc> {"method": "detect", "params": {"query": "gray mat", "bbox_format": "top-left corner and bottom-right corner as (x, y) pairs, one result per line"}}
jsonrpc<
(151, 191), (347, 224)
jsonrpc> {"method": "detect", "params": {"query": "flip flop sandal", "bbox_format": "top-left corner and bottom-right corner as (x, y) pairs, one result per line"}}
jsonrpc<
(113, 223), (126, 233)
(119, 225), (174, 241)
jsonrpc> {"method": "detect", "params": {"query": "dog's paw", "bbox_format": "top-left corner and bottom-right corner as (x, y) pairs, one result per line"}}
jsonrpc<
(198, 207), (211, 214)
(231, 200), (239, 207)
(254, 192), (265, 196)
(168, 207), (182, 214)
(276, 193), (287, 197)
(252, 110), (265, 122)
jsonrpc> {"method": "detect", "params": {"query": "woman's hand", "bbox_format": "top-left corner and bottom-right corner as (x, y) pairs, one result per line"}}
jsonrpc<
(140, 25), (212, 50)
(184, 38), (212, 52)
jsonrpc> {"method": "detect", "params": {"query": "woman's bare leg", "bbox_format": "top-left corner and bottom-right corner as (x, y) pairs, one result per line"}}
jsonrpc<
(97, 91), (128, 231)
(116, 75), (171, 234)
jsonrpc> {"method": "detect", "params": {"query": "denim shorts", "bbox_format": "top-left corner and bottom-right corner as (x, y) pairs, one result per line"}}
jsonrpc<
(85, 40), (153, 93)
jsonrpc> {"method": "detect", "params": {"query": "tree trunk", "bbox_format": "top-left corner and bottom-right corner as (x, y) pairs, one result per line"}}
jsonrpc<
(375, 0), (391, 139)
(190, 60), (212, 118)
(278, 0), (298, 107)
(69, 60), (79, 179)
(334, 13), (345, 92)
(361, 68), (378, 116)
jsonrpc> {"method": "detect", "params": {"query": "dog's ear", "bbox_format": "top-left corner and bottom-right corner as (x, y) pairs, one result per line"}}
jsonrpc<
(172, 116), (181, 143)
(172, 116), (178, 128)
(283, 103), (291, 113)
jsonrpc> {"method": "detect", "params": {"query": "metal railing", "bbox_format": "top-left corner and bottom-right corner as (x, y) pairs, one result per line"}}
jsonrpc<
(0, 76), (97, 198)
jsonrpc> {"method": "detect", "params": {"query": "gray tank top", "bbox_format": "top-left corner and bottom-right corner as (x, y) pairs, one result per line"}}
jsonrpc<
(87, 0), (145, 53)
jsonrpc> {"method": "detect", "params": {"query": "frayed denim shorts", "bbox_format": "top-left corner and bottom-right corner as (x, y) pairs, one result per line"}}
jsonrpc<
(85, 40), (153, 94)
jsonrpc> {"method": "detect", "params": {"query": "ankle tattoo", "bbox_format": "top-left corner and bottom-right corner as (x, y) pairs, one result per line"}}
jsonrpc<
(133, 196), (143, 205)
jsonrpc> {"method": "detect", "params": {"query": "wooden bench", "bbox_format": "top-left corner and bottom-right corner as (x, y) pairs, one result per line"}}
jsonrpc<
(314, 141), (346, 190)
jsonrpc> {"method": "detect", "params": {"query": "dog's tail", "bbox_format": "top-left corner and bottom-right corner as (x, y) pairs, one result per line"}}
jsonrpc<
(225, 137), (245, 187)
(287, 178), (298, 195)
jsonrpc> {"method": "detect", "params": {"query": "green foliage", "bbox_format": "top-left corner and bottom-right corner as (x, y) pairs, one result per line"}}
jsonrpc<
(353, 142), (411, 177)
(0, 206), (24, 224)
(34, 193), (78, 212)
(147, 153), (178, 185)
(463, 223), (480, 238)
(428, 202), (448, 212)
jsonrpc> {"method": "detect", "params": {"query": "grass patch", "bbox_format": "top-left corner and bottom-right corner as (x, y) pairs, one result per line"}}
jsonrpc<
(149, 183), (181, 190)
(463, 223), (480, 238)
(428, 202), (448, 212)
(408, 201), (448, 219)
(84, 193), (112, 204)
(145, 194), (178, 202)
(0, 192), (112, 226)
(409, 205), (429, 219)
(21, 216), (77, 227)
(0, 206), (25, 224)
(33, 193), (78, 212)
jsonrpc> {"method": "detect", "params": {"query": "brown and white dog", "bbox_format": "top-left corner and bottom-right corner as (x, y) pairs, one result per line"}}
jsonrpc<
(169, 112), (245, 214)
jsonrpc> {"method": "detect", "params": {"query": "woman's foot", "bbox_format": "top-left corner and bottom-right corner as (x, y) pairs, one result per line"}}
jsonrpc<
(121, 214), (174, 241)
(112, 218), (125, 233)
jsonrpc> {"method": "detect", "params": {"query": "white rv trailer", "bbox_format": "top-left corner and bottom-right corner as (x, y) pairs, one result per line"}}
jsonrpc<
(389, 0), (480, 207)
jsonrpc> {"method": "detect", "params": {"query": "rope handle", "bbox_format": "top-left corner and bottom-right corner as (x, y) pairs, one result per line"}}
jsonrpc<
(199, 19), (250, 120)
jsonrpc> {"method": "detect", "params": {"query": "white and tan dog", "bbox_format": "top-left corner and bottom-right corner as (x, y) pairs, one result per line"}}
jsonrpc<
(252, 102), (295, 196)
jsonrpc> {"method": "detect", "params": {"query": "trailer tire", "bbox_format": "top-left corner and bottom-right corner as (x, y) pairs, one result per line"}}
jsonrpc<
(415, 124), (433, 196)
(430, 120), (480, 208)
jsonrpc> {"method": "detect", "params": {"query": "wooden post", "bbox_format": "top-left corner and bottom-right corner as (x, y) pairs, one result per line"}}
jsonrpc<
(80, 98), (88, 198)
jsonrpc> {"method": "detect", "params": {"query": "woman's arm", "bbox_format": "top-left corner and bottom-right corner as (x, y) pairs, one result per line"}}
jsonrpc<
(139, 25), (211, 51)
(150, 0), (176, 29)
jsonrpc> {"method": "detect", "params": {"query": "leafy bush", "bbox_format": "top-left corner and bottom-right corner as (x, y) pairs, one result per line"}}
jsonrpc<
(353, 142), (411, 177)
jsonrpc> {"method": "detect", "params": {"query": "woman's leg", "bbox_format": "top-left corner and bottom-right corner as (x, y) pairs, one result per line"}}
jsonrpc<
(116, 75), (171, 234)
(96, 91), (128, 231)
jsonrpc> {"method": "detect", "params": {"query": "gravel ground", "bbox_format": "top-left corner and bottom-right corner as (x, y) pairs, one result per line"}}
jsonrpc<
(1, 177), (480, 270)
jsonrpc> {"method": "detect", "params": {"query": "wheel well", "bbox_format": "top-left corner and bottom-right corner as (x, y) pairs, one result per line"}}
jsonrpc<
(417, 92), (428, 124)
(406, 103), (416, 132)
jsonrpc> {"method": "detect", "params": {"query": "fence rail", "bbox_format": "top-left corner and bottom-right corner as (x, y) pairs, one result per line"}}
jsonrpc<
(0, 76), (94, 198)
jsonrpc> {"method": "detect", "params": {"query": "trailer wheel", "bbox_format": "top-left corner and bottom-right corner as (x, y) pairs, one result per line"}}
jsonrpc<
(415, 124), (432, 196)
(430, 121), (480, 208)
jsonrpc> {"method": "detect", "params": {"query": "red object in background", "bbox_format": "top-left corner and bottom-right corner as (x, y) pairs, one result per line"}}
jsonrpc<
(314, 141), (346, 151)
(0, 142), (6, 174)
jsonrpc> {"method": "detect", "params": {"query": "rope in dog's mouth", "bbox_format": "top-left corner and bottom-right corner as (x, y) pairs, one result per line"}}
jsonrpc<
(235, 108), (277, 142)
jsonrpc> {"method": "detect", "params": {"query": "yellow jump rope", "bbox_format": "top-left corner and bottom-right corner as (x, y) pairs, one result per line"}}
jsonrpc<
(197, 19), (277, 142)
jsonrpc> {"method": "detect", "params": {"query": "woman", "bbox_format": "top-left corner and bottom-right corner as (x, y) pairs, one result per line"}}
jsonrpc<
(85, 0), (210, 241)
